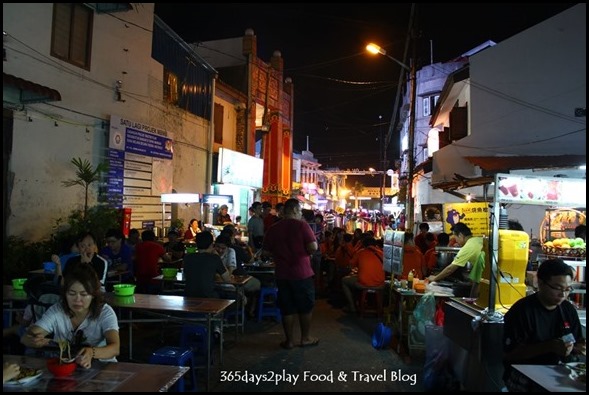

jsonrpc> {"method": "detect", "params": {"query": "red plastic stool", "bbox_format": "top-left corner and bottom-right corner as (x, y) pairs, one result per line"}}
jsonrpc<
(358, 286), (384, 318)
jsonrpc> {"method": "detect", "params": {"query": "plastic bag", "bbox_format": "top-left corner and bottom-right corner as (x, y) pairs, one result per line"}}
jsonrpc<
(434, 299), (445, 326)
(372, 322), (393, 350)
(423, 324), (459, 391)
(413, 291), (436, 324)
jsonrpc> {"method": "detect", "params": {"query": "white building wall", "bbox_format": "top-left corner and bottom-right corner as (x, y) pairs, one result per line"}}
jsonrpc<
(3, 4), (211, 239)
(428, 4), (585, 237)
(433, 4), (586, 184)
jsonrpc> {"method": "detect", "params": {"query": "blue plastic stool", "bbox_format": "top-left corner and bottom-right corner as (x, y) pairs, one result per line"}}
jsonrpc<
(149, 346), (197, 392)
(180, 324), (213, 366)
(257, 287), (281, 322)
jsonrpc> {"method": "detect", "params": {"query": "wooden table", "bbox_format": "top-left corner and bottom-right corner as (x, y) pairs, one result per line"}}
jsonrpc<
(243, 262), (275, 275)
(512, 364), (585, 392)
(153, 273), (252, 335)
(105, 292), (233, 390)
(3, 354), (189, 392)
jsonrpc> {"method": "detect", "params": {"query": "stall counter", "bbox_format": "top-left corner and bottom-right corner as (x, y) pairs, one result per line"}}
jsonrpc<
(443, 298), (505, 392)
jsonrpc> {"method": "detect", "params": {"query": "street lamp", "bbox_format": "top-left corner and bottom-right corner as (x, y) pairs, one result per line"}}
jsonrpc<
(366, 43), (410, 71)
(366, 39), (417, 233)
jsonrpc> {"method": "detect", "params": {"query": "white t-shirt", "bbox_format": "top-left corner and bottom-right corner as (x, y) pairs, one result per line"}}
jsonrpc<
(34, 302), (119, 362)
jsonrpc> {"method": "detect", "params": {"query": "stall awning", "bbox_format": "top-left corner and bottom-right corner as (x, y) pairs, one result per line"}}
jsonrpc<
(464, 155), (586, 173)
(3, 73), (62, 104)
(431, 154), (586, 191)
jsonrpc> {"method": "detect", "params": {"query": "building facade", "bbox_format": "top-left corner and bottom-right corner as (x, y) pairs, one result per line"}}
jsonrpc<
(3, 4), (217, 240)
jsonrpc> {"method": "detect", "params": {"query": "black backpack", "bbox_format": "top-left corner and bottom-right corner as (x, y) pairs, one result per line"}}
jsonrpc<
(23, 275), (63, 322)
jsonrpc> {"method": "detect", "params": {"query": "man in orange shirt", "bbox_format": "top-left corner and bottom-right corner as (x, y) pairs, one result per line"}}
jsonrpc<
(401, 232), (426, 280)
(341, 237), (384, 314)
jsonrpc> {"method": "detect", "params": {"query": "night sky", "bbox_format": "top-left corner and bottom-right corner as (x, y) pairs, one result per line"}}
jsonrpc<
(154, 3), (577, 171)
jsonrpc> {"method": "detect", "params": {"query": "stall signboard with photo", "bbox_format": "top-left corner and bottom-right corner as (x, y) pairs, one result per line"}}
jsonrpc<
(443, 202), (490, 237)
(497, 174), (586, 207)
(389, 231), (405, 275)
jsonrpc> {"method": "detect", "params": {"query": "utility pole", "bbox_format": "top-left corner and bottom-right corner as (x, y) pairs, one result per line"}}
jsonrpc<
(379, 115), (386, 214)
(365, 3), (416, 228)
(405, 18), (417, 234)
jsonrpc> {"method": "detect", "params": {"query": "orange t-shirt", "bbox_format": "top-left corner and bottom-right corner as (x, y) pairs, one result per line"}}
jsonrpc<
(424, 247), (437, 275)
(335, 243), (355, 268)
(350, 246), (385, 287)
(401, 245), (426, 279)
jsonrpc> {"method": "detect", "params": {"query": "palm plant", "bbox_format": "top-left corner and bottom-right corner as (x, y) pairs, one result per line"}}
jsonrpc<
(62, 158), (108, 220)
(353, 181), (365, 210)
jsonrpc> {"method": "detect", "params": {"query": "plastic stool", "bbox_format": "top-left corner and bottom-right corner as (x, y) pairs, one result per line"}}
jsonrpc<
(180, 324), (213, 366)
(358, 286), (384, 318)
(257, 287), (281, 322)
(149, 346), (197, 392)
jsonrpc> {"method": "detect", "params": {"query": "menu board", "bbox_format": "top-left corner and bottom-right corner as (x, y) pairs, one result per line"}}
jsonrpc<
(390, 231), (405, 276)
(496, 174), (586, 207)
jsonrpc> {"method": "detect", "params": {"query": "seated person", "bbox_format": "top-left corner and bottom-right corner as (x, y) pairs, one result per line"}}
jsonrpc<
(184, 218), (201, 241)
(100, 228), (134, 282)
(62, 231), (108, 291)
(50, 236), (80, 283)
(401, 232), (426, 280)
(341, 237), (385, 314)
(21, 268), (120, 368)
(425, 233), (450, 276)
(503, 258), (586, 392)
(215, 234), (261, 317)
(183, 231), (231, 299)
(134, 230), (171, 294)
(334, 233), (355, 276)
(163, 229), (185, 262)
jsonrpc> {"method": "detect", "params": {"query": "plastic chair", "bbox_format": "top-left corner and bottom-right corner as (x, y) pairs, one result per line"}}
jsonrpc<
(257, 287), (281, 322)
(149, 346), (197, 392)
(357, 286), (384, 318)
(180, 324), (213, 366)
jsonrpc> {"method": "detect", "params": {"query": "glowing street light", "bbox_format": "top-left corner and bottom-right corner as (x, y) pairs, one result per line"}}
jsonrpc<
(366, 43), (410, 71)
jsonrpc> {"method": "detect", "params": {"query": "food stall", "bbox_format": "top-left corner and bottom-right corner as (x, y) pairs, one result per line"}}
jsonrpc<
(160, 193), (201, 238)
(443, 173), (586, 391)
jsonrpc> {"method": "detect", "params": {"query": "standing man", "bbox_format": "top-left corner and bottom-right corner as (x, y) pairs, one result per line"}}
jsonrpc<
(247, 202), (264, 253)
(262, 201), (278, 232)
(262, 198), (319, 349)
(428, 222), (485, 298)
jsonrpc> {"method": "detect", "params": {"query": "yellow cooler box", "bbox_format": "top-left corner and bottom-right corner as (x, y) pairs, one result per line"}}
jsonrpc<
(477, 230), (529, 310)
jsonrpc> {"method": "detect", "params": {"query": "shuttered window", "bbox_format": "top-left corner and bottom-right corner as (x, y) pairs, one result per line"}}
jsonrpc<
(214, 103), (224, 144)
(51, 4), (93, 70)
(164, 69), (179, 105)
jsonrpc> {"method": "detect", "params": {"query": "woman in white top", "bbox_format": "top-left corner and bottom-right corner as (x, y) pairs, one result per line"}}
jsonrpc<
(21, 267), (119, 368)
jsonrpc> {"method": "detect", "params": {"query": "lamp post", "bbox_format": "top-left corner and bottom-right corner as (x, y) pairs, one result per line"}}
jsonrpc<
(366, 36), (417, 233)
(378, 114), (386, 214)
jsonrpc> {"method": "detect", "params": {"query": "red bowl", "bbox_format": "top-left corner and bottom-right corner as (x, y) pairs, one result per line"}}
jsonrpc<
(46, 357), (77, 377)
